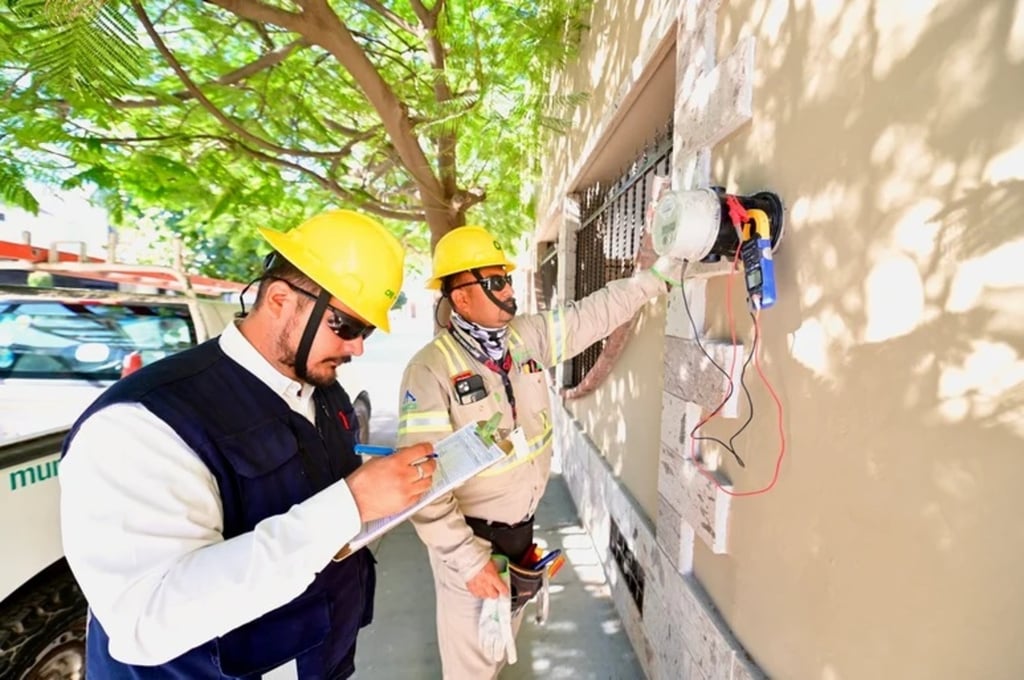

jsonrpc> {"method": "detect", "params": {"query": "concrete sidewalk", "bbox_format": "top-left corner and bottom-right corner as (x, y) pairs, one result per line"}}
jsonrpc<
(352, 473), (644, 679)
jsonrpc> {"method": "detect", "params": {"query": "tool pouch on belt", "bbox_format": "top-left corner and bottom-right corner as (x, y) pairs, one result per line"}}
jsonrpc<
(507, 561), (550, 624)
(465, 515), (548, 622)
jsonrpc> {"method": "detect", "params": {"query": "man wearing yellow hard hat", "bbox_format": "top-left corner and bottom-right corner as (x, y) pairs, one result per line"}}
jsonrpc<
(60, 210), (437, 679)
(396, 225), (681, 678)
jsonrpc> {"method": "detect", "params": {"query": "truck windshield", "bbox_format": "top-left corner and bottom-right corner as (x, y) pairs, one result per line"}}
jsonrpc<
(0, 300), (195, 380)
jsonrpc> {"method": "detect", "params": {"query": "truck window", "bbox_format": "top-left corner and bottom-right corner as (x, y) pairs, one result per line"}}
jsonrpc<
(0, 301), (196, 380)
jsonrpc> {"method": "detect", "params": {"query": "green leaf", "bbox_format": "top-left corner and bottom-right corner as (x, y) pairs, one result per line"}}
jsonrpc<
(0, 162), (40, 213)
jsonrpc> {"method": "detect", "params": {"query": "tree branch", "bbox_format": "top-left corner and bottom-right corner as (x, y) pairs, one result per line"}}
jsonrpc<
(237, 140), (424, 221)
(358, 0), (417, 34)
(220, 38), (309, 84)
(349, 29), (421, 82)
(201, 0), (308, 34)
(409, 0), (456, 200)
(297, 0), (448, 233)
(2, 69), (31, 102)
(132, 1), (346, 160)
(73, 132), (228, 146)
(244, 19), (276, 49)
(114, 39), (309, 109)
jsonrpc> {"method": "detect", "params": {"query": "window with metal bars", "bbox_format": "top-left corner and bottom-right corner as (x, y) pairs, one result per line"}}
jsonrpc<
(610, 517), (645, 614)
(566, 126), (673, 388)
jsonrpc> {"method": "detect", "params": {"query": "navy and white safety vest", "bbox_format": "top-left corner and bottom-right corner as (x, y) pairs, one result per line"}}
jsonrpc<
(63, 339), (374, 679)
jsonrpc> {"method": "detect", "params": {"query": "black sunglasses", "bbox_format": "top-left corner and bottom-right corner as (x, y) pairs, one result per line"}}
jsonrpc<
(449, 274), (513, 294)
(271, 278), (376, 341)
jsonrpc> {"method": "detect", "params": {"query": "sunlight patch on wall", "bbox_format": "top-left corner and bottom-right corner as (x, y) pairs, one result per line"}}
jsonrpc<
(1009, 0), (1024, 62)
(789, 182), (859, 225)
(947, 238), (1024, 313)
(863, 254), (926, 343)
(788, 317), (832, 379)
(938, 340), (1024, 422)
(759, 0), (790, 44)
(871, 125), (936, 210)
(821, 662), (845, 680)
(871, 0), (940, 78)
(934, 5), (999, 127)
(816, 0), (867, 71)
(788, 306), (854, 381)
(588, 34), (611, 91)
(983, 136), (1024, 183)
(892, 199), (943, 262)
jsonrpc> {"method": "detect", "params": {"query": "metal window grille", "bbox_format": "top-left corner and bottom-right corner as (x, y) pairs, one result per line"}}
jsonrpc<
(567, 125), (673, 387)
(610, 517), (645, 614)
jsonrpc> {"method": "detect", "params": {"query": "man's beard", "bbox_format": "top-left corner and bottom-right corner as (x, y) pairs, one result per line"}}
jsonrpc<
(497, 297), (517, 320)
(276, 321), (349, 388)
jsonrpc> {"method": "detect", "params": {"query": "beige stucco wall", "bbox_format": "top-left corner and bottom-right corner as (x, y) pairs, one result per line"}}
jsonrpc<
(541, 0), (1024, 678)
(566, 301), (667, 520)
(691, 0), (1024, 678)
(539, 0), (678, 231)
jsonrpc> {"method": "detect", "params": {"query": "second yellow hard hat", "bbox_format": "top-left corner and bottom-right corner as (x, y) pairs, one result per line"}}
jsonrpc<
(426, 225), (516, 290)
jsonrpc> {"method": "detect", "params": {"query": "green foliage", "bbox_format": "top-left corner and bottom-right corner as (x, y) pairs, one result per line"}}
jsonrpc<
(26, 270), (53, 287)
(0, 160), (40, 213)
(7, 0), (143, 96)
(0, 0), (592, 279)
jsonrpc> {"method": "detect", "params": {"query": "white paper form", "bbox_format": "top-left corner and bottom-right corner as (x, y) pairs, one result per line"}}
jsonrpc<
(333, 422), (508, 560)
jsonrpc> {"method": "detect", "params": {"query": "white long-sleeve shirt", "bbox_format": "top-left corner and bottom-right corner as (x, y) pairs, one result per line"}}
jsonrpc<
(60, 322), (362, 667)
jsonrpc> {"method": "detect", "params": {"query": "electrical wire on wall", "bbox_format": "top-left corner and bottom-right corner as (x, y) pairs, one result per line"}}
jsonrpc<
(677, 228), (787, 498)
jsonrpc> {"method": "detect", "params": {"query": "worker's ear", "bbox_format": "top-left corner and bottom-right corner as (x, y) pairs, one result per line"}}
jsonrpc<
(261, 278), (295, 318)
(448, 287), (470, 315)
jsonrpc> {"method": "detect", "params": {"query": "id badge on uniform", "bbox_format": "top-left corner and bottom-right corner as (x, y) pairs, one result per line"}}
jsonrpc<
(506, 427), (530, 463)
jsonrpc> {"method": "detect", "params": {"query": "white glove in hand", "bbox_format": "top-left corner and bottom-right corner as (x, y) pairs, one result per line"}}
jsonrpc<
(478, 556), (517, 665)
(651, 255), (685, 286)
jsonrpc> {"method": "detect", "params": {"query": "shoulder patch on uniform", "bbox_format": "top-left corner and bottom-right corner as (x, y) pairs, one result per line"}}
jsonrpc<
(401, 390), (418, 413)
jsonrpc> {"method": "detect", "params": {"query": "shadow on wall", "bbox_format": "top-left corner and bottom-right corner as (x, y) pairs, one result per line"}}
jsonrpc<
(541, 0), (677, 209)
(687, 0), (1024, 678)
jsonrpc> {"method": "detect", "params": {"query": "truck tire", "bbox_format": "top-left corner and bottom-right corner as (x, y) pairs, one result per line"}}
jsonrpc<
(0, 568), (86, 680)
(353, 393), (372, 445)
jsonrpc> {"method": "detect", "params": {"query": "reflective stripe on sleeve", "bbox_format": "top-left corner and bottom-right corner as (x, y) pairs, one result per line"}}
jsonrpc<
(546, 308), (566, 366)
(397, 411), (454, 436)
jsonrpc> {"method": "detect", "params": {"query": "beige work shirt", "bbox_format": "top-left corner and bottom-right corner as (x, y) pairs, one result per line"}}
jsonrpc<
(397, 270), (665, 581)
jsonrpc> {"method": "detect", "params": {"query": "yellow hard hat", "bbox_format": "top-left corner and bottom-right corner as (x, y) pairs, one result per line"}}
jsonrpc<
(258, 210), (404, 332)
(426, 225), (516, 290)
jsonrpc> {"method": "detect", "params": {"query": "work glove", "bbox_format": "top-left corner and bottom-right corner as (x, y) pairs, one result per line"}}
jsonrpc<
(478, 555), (517, 665)
(651, 254), (685, 287)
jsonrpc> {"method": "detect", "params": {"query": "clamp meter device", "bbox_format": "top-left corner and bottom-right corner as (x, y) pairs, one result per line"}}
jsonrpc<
(652, 187), (784, 310)
(738, 209), (777, 310)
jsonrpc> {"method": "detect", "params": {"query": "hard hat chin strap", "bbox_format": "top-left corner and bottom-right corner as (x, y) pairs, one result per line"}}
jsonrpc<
(471, 268), (517, 317)
(294, 288), (332, 383)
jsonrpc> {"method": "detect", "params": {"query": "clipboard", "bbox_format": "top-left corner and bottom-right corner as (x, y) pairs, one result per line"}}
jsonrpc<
(333, 418), (514, 561)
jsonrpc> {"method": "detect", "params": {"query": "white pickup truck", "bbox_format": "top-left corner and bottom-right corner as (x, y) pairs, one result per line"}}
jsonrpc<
(0, 282), (237, 678)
